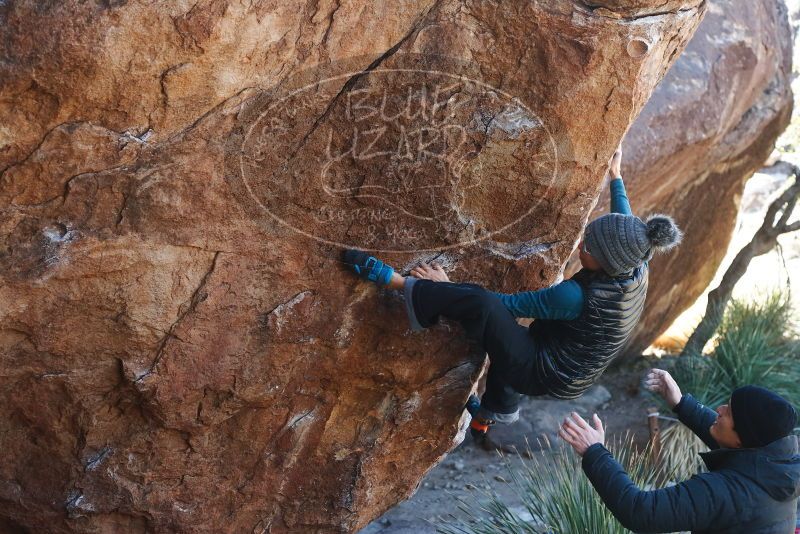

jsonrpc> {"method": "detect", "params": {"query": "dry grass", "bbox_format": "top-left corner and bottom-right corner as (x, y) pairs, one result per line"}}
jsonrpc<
(437, 435), (666, 534)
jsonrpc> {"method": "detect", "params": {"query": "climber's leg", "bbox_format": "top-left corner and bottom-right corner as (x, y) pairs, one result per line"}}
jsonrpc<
(409, 279), (543, 424)
(480, 364), (523, 423)
(465, 368), (524, 443)
(403, 277), (500, 331)
(406, 278), (498, 330)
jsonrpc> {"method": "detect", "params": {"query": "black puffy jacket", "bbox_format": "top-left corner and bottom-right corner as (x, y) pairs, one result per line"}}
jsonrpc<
(528, 264), (648, 399)
(582, 394), (800, 533)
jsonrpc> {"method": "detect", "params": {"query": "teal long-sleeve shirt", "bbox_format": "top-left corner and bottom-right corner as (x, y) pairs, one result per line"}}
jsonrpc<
(493, 177), (632, 320)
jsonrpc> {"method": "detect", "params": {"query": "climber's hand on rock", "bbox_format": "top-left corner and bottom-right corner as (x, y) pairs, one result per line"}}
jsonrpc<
(609, 144), (622, 177)
(559, 412), (605, 456)
(645, 368), (683, 409)
(409, 262), (450, 282)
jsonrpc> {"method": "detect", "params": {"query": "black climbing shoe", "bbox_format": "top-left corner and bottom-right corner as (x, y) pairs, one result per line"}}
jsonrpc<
(465, 394), (495, 440)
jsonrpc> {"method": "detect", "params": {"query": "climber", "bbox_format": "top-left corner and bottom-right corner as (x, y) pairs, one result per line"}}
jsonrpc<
(342, 145), (683, 443)
(560, 369), (800, 533)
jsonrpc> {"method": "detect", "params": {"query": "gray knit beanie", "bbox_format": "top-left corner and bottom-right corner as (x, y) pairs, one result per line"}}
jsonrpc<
(584, 213), (682, 276)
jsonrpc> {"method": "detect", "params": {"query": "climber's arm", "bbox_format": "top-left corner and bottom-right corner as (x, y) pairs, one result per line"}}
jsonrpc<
(607, 146), (632, 215)
(492, 280), (583, 320)
(610, 177), (632, 215)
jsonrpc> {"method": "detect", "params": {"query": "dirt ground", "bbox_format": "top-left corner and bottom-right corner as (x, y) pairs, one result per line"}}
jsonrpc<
(360, 356), (664, 533)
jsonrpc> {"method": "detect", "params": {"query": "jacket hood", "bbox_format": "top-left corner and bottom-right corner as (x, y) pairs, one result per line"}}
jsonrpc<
(701, 434), (800, 501)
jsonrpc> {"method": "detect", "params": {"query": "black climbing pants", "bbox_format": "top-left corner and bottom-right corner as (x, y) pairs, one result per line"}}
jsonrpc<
(410, 279), (547, 416)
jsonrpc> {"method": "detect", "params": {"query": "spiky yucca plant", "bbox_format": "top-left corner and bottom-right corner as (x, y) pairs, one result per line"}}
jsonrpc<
(658, 424), (706, 480)
(659, 292), (799, 478)
(437, 435), (665, 534)
(676, 291), (798, 407)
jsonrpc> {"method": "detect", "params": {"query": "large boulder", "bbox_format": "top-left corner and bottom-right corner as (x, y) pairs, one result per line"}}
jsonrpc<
(0, 1), (705, 532)
(565, 0), (793, 356)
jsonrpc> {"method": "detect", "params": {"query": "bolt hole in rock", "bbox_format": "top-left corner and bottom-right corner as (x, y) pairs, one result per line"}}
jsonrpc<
(626, 38), (651, 58)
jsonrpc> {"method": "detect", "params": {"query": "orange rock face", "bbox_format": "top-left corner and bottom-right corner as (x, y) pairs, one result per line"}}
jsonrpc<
(1, 1), (711, 532)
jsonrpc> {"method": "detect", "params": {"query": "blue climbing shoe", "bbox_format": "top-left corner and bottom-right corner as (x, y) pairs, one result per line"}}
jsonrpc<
(466, 394), (481, 417)
(342, 249), (395, 286)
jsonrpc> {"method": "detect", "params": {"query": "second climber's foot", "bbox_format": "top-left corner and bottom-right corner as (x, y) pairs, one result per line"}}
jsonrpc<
(465, 394), (495, 441)
(469, 417), (494, 438)
(410, 261), (450, 282)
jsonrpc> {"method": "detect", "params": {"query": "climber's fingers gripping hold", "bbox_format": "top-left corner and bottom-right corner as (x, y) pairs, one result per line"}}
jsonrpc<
(410, 262), (450, 282)
(608, 144), (623, 177)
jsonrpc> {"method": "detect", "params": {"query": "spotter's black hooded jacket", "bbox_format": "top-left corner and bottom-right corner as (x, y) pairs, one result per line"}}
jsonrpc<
(582, 394), (800, 533)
